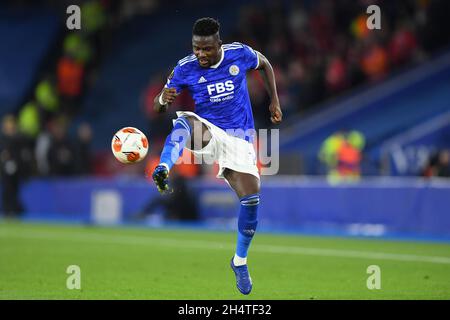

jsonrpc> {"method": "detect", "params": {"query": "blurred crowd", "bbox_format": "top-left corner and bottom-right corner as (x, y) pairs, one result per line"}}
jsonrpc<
(422, 149), (450, 178)
(227, 0), (449, 126)
(0, 0), (113, 216)
(2, 0), (450, 186)
(2, 0), (115, 179)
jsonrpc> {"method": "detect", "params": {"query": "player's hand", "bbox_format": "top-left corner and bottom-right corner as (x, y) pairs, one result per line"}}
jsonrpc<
(161, 88), (178, 105)
(269, 100), (282, 124)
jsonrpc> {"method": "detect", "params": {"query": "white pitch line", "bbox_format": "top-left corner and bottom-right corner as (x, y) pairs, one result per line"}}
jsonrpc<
(1, 229), (450, 265)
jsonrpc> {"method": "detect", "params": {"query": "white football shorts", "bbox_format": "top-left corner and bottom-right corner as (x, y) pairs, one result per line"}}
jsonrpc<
(174, 111), (260, 180)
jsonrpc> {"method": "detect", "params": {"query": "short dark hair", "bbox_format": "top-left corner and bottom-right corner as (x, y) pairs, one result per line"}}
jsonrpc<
(193, 17), (220, 36)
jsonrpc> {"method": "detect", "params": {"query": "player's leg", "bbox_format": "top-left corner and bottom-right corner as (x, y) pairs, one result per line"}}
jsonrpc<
(223, 169), (260, 198)
(153, 115), (211, 193)
(223, 168), (260, 295)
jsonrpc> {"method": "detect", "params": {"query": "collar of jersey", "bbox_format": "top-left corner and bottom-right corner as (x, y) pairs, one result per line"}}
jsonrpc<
(209, 47), (224, 69)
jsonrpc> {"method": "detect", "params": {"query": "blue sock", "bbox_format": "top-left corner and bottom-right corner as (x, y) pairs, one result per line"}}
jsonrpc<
(159, 117), (191, 170)
(235, 194), (259, 260)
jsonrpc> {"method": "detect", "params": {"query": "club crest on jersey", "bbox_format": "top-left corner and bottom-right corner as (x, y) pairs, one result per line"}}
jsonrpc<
(229, 65), (240, 76)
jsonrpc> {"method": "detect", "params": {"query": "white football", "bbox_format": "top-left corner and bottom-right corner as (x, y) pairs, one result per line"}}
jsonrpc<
(111, 127), (149, 164)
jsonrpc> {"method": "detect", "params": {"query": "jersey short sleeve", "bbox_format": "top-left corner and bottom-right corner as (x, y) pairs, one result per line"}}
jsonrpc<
(241, 44), (260, 70)
(164, 64), (185, 93)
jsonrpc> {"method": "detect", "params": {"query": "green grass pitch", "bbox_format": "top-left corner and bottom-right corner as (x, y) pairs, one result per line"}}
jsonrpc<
(1, 221), (449, 299)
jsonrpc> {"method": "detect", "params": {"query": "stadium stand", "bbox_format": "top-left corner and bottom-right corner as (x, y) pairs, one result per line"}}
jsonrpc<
(0, 5), (60, 116)
(280, 50), (450, 175)
(1, 0), (449, 239)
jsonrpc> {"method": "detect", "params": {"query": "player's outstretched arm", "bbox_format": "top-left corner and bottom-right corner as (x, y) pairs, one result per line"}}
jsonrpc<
(256, 52), (283, 124)
(153, 87), (178, 113)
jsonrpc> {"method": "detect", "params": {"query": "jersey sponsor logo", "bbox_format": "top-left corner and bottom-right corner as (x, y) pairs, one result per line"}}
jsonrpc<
(206, 80), (235, 102)
(198, 76), (207, 83)
(206, 81), (234, 95)
(229, 65), (240, 76)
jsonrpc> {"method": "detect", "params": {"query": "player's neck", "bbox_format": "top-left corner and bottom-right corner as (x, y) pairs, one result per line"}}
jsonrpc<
(210, 47), (223, 68)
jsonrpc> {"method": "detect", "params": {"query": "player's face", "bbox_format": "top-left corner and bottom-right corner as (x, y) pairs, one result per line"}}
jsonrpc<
(192, 35), (222, 68)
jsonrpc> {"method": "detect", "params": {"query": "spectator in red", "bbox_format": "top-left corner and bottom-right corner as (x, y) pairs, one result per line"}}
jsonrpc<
(360, 37), (389, 82)
(388, 21), (418, 67)
(57, 53), (85, 113)
(308, 0), (334, 53)
(325, 54), (348, 94)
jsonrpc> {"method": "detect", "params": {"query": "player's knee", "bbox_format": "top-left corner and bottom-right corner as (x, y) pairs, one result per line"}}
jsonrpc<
(183, 115), (211, 148)
(253, 180), (261, 194)
(243, 178), (260, 196)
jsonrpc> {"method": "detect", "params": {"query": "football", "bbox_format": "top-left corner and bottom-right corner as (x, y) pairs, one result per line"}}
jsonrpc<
(112, 127), (149, 164)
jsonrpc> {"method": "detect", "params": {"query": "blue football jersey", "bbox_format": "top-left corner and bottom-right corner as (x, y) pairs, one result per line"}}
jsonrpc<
(165, 42), (260, 138)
